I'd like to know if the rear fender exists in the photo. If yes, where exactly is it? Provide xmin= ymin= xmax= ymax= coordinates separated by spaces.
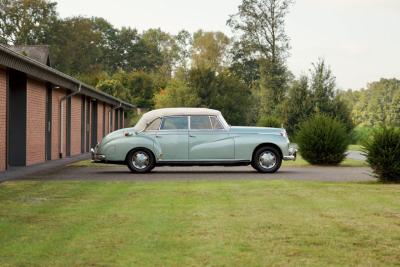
xmin=102 ymin=135 xmax=161 ymax=162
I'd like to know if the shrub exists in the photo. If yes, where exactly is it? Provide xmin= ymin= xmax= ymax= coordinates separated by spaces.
xmin=363 ymin=127 xmax=400 ymax=183
xmin=257 ymin=116 xmax=282 ymax=128
xmin=296 ymin=114 xmax=349 ymax=165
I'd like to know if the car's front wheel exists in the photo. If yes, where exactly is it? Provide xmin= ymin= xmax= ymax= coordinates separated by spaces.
xmin=126 ymin=149 xmax=155 ymax=173
xmin=252 ymin=146 xmax=282 ymax=173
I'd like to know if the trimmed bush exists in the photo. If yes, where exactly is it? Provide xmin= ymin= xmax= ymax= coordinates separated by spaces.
xmin=363 ymin=127 xmax=400 ymax=183
xmin=296 ymin=114 xmax=349 ymax=165
xmin=257 ymin=116 xmax=281 ymax=128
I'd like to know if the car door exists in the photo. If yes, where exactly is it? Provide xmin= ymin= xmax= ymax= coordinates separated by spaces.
xmin=189 ymin=115 xmax=234 ymax=160
xmin=155 ymin=116 xmax=189 ymax=161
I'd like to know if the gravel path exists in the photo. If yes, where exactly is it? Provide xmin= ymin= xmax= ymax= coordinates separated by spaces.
xmin=19 ymin=165 xmax=374 ymax=182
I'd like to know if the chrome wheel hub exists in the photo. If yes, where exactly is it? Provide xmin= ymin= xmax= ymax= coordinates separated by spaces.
xmin=259 ymin=151 xmax=277 ymax=169
xmin=132 ymin=151 xmax=149 ymax=170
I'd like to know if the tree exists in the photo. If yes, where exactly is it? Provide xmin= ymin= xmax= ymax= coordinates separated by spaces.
xmin=142 ymin=28 xmax=180 ymax=77
xmin=97 ymin=78 xmax=126 ymax=100
xmin=309 ymin=58 xmax=336 ymax=113
xmin=154 ymin=78 xmax=200 ymax=108
xmin=282 ymin=60 xmax=353 ymax=135
xmin=210 ymin=71 xmax=252 ymax=125
xmin=345 ymin=78 xmax=400 ymax=127
xmin=229 ymin=41 xmax=260 ymax=85
xmin=191 ymin=30 xmax=230 ymax=72
xmin=126 ymin=71 xmax=155 ymax=108
xmin=0 ymin=0 xmax=58 ymax=45
xmin=188 ymin=68 xmax=216 ymax=107
xmin=228 ymin=0 xmax=294 ymax=114
xmin=282 ymin=76 xmax=313 ymax=135
xmin=188 ymin=68 xmax=252 ymax=124
xmin=47 ymin=17 xmax=104 ymax=75
xmin=174 ymin=30 xmax=193 ymax=72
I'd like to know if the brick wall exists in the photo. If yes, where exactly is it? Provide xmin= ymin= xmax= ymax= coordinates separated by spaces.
xmin=51 ymin=88 xmax=67 ymax=159
xmin=0 ymin=68 xmax=6 ymax=171
xmin=70 ymin=95 xmax=81 ymax=156
xmin=26 ymin=78 xmax=46 ymax=165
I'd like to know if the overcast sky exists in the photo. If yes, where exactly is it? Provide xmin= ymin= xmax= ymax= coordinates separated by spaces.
xmin=56 ymin=0 xmax=400 ymax=90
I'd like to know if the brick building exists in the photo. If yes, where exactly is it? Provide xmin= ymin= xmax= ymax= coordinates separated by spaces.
xmin=0 ymin=45 xmax=134 ymax=172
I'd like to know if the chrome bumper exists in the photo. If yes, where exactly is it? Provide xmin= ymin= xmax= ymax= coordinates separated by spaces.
xmin=91 ymin=146 xmax=106 ymax=162
xmin=283 ymin=146 xmax=297 ymax=161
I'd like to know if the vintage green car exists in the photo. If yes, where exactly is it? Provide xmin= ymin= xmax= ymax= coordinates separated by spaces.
xmin=91 ymin=108 xmax=296 ymax=173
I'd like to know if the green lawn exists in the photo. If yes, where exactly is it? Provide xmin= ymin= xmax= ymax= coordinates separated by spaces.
xmin=348 ymin=144 xmax=364 ymax=151
xmin=282 ymin=154 xmax=366 ymax=167
xmin=1 ymin=180 xmax=399 ymax=266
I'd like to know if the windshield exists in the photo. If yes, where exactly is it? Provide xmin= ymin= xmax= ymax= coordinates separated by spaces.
xmin=218 ymin=115 xmax=230 ymax=129
xmin=133 ymin=115 xmax=149 ymax=131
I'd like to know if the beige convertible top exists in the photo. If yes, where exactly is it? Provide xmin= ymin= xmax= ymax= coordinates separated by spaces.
xmin=134 ymin=108 xmax=222 ymax=131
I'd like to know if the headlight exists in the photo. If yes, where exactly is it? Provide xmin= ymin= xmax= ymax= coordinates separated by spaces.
xmin=280 ymin=130 xmax=288 ymax=138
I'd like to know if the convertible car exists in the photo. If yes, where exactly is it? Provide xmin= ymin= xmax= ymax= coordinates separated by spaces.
xmin=91 ymin=108 xmax=296 ymax=173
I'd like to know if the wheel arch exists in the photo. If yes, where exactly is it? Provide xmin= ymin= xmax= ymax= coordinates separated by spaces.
xmin=252 ymin=143 xmax=283 ymax=161
xmin=124 ymin=147 xmax=156 ymax=163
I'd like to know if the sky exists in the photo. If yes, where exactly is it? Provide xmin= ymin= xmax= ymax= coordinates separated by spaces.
xmin=56 ymin=0 xmax=400 ymax=90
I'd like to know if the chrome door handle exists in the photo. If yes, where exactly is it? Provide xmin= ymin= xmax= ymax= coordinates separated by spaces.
xmin=189 ymin=134 xmax=196 ymax=138
xmin=156 ymin=135 xmax=162 ymax=138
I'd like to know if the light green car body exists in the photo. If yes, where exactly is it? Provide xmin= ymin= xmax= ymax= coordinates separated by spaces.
xmin=92 ymin=108 xmax=296 ymax=167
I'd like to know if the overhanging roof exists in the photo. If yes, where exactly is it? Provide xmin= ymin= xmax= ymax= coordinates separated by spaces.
xmin=0 ymin=44 xmax=135 ymax=110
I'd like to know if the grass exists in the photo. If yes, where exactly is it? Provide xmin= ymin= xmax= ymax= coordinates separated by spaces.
xmin=1 ymin=180 xmax=399 ymax=266
xmin=348 ymin=144 xmax=364 ymax=151
xmin=283 ymin=153 xmax=367 ymax=167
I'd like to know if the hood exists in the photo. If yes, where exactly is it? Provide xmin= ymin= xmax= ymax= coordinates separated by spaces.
xmin=229 ymin=126 xmax=284 ymax=135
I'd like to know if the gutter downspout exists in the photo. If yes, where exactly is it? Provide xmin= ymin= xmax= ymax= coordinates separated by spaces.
xmin=59 ymin=84 xmax=82 ymax=158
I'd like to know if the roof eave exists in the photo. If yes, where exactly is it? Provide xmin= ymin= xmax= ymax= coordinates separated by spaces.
xmin=0 ymin=45 xmax=135 ymax=110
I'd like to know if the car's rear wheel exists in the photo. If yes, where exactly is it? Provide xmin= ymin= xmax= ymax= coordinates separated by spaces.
xmin=127 ymin=149 xmax=155 ymax=173
xmin=252 ymin=146 xmax=282 ymax=173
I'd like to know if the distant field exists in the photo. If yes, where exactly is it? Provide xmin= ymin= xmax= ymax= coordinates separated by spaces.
xmin=0 ymin=180 xmax=399 ymax=266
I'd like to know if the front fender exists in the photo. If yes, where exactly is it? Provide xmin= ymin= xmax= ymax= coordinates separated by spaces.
xmin=233 ymin=133 xmax=290 ymax=160
xmin=99 ymin=134 xmax=161 ymax=162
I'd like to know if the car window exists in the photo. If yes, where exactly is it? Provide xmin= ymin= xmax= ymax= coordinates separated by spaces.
xmin=191 ymin=116 xmax=212 ymax=130
xmin=146 ymin=118 xmax=161 ymax=131
xmin=160 ymin=116 xmax=188 ymax=130
xmin=210 ymin=116 xmax=224 ymax=130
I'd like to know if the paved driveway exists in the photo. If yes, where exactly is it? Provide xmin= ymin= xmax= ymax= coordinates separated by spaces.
xmin=347 ymin=151 xmax=366 ymax=160
xmin=19 ymin=165 xmax=374 ymax=182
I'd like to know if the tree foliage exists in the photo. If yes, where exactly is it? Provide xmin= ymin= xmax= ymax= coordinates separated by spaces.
xmin=154 ymin=79 xmax=200 ymax=108
xmin=343 ymin=78 xmax=400 ymax=127
xmin=0 ymin=0 xmax=57 ymax=45
xmin=191 ymin=30 xmax=230 ymax=72
xmin=228 ymin=0 xmax=294 ymax=114
xmin=1 ymin=0 xmax=395 ymax=130
xmin=282 ymin=59 xmax=353 ymax=135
